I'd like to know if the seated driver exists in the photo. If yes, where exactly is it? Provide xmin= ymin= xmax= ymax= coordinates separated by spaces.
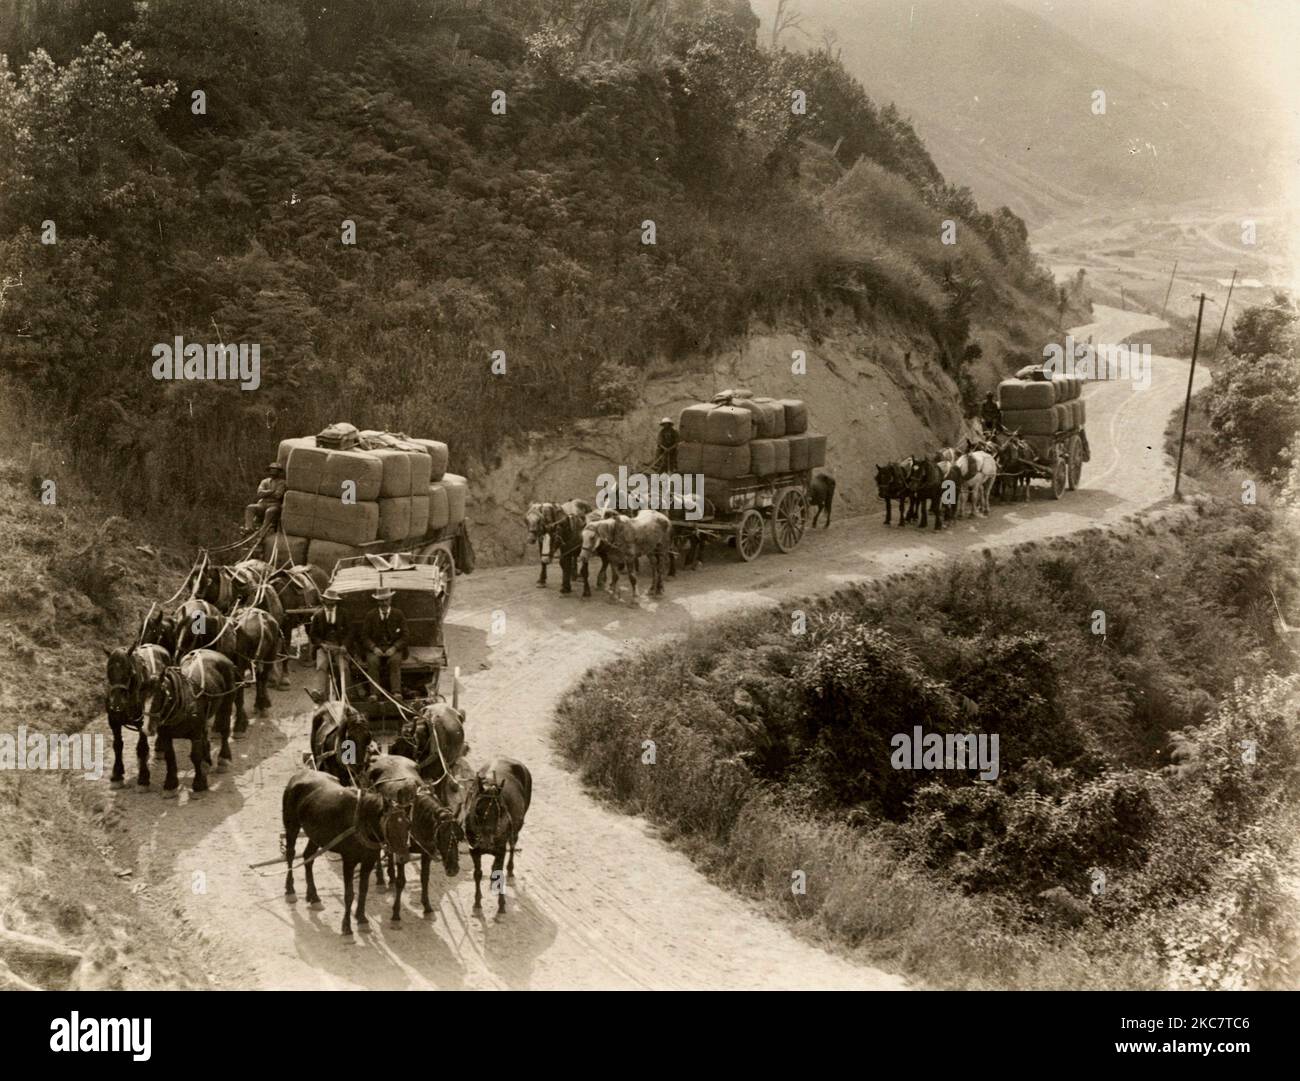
xmin=361 ymin=587 xmax=408 ymax=700
xmin=307 ymin=589 xmax=348 ymax=701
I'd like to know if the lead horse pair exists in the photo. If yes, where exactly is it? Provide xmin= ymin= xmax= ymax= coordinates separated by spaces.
xmin=876 ymin=440 xmax=1005 ymax=530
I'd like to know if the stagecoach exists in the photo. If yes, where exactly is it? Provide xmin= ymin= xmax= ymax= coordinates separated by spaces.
xmin=312 ymin=551 xmax=452 ymax=728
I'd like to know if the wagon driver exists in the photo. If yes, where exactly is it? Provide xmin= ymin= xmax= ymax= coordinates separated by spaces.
xmin=361 ymin=587 xmax=408 ymax=701
xmin=308 ymin=588 xmax=348 ymax=701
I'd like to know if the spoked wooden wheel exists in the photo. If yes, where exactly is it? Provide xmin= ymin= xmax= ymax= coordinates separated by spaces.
xmin=417 ymin=543 xmax=456 ymax=603
xmin=736 ymin=509 xmax=765 ymax=562
xmin=1050 ymin=451 xmax=1068 ymax=500
xmin=1067 ymin=435 xmax=1083 ymax=490
xmin=772 ymin=488 xmax=807 ymax=553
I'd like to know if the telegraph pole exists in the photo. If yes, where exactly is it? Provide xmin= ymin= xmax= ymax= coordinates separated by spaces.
xmin=1161 ymin=260 xmax=1179 ymax=320
xmin=1173 ymin=292 xmax=1208 ymax=500
xmin=1210 ymin=269 xmax=1238 ymax=361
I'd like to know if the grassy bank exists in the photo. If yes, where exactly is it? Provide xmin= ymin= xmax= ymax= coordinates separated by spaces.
xmin=555 ymin=505 xmax=1300 ymax=988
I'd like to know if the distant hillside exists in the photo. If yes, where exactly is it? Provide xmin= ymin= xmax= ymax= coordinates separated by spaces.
xmin=756 ymin=0 xmax=1281 ymax=223
xmin=1 ymin=0 xmax=1070 ymax=542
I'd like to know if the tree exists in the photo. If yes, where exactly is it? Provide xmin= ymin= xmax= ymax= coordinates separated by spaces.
xmin=1229 ymin=292 xmax=1298 ymax=360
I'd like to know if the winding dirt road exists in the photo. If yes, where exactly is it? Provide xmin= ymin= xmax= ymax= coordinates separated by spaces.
xmin=107 ymin=306 xmax=1201 ymax=990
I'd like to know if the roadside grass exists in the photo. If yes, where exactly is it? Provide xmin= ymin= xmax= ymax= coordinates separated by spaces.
xmin=554 ymin=505 xmax=1300 ymax=989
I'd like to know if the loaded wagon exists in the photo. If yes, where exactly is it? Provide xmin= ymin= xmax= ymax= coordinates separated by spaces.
xmin=997 ymin=368 xmax=1090 ymax=500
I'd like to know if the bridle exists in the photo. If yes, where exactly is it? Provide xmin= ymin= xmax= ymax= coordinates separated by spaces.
xmin=465 ymin=780 xmax=514 ymax=845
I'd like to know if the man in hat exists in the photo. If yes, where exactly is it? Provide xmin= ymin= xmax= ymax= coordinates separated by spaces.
xmin=244 ymin=462 xmax=287 ymax=533
xmin=361 ymin=587 xmax=407 ymax=700
xmin=980 ymin=392 xmax=1004 ymax=437
xmin=307 ymin=589 xmax=349 ymax=700
xmin=655 ymin=417 xmax=679 ymax=473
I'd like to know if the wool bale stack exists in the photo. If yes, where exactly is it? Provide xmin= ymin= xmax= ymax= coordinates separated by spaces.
xmin=677 ymin=394 xmax=823 ymax=512
xmin=273 ymin=426 xmax=466 ymax=570
xmin=998 ymin=377 xmax=1085 ymax=438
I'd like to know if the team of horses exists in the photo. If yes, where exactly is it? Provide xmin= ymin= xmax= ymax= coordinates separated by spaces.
xmin=103 ymin=556 xmax=326 ymax=794
xmin=289 ymin=695 xmax=533 ymax=933
xmin=875 ymin=433 xmax=1037 ymax=532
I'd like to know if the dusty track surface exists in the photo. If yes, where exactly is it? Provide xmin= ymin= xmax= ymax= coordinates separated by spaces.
xmin=104 ymin=306 xmax=1202 ymax=990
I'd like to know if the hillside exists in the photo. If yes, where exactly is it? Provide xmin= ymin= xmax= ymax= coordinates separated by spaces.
xmin=0 ymin=0 xmax=1076 ymax=558
xmin=756 ymin=0 xmax=1282 ymax=224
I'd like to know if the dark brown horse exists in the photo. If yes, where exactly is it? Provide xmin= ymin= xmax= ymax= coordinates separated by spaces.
xmin=172 ymin=598 xmax=225 ymax=658
xmin=366 ymin=754 xmax=462 ymax=920
xmin=103 ymin=643 xmax=169 ymax=787
xmin=141 ymin=649 xmax=238 ymax=795
xmin=270 ymin=564 xmax=329 ymax=687
xmin=282 ymin=768 xmax=413 ymax=936
xmin=809 ymin=469 xmax=836 ymax=528
xmin=388 ymin=700 xmax=467 ymax=804
xmin=875 ymin=460 xmax=913 ymax=526
xmin=906 ymin=457 xmax=951 ymax=531
xmin=459 ymin=757 xmax=532 ymax=914
xmin=222 ymin=604 xmax=282 ymax=726
xmin=525 ymin=500 xmax=593 ymax=594
xmin=994 ymin=433 xmax=1036 ymax=503
xmin=309 ymin=700 xmax=373 ymax=786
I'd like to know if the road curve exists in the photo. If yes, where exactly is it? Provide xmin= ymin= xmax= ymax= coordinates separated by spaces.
xmin=107 ymin=305 xmax=1203 ymax=990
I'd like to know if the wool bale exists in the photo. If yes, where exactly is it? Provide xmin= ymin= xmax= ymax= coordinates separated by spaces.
xmin=1000 ymin=379 xmax=1057 ymax=410
xmin=262 ymin=532 xmax=308 ymax=565
xmin=769 ymin=437 xmax=791 ymax=473
xmin=442 ymin=473 xmax=469 ymax=525
xmin=753 ymin=397 xmax=787 ymax=437
xmin=409 ymin=494 xmax=430 ymax=538
xmin=803 ymin=432 xmax=828 ymax=469
xmin=285 ymin=443 xmax=332 ymax=494
xmin=316 ymin=449 xmax=383 ymax=503
xmin=277 ymin=436 xmax=316 ymax=468
xmin=734 ymin=398 xmax=784 ymax=438
xmin=280 ymin=490 xmax=320 ymax=538
xmin=778 ymin=399 xmax=808 ymax=435
xmin=370 ymin=448 xmax=413 ymax=498
xmin=677 ymin=441 xmax=705 ymax=474
xmin=786 ymin=434 xmax=816 ymax=471
xmin=749 ymin=439 xmax=777 ymax=477
xmin=407 ymin=450 xmax=431 ymax=491
xmin=379 ymin=496 xmax=412 ymax=541
xmin=1053 ymin=404 xmax=1071 ymax=431
xmin=702 ymin=443 xmax=751 ymax=479
xmin=411 ymin=439 xmax=448 ymax=481
xmin=1075 ymin=398 xmax=1086 ymax=428
xmin=427 ymin=483 xmax=450 ymax=531
xmin=307 ymin=539 xmax=363 ymax=574
xmin=704 ymin=406 xmax=753 ymax=446
xmin=308 ymin=494 xmax=380 ymax=546
xmin=678 ymin=404 xmax=713 ymax=443
xmin=1000 ymin=408 xmax=1057 ymax=436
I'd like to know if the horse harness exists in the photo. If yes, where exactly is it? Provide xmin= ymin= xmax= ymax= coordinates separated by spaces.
xmin=533 ymin=504 xmax=584 ymax=560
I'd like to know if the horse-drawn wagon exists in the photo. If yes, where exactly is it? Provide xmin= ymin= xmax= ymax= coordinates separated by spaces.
xmin=669 ymin=468 xmax=811 ymax=562
xmin=996 ymin=368 xmax=1090 ymax=501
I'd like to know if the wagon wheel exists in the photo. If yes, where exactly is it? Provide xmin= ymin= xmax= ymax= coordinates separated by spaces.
xmin=1050 ymin=451 xmax=1068 ymax=500
xmin=772 ymin=488 xmax=807 ymax=553
xmin=735 ymin=509 xmax=765 ymax=562
xmin=1067 ymin=435 xmax=1083 ymax=491
xmin=416 ymin=543 xmax=456 ymax=603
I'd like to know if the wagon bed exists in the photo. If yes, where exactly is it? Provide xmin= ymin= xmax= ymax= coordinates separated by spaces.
xmin=670 ymin=468 xmax=812 ymax=561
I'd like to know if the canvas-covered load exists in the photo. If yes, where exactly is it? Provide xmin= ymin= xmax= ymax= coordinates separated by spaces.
xmin=702 ymin=443 xmax=751 ymax=479
xmin=282 ymin=490 xmax=380 ymax=546
xmin=410 ymin=494 xmax=430 ymax=536
xmin=316 ymin=421 xmax=360 ymax=450
xmin=379 ymin=496 xmax=412 ymax=541
xmin=427 ymin=483 xmax=450 ymax=531
xmin=749 ymin=438 xmax=791 ymax=476
xmin=677 ymin=441 xmax=705 ymax=474
xmin=1000 ymin=379 xmax=1057 ymax=411
xmin=263 ymin=532 xmax=308 ymax=565
xmin=307 ymin=538 xmax=364 ymax=573
xmin=1001 ymin=408 xmax=1057 ymax=436
xmin=777 ymin=399 xmax=808 ymax=435
xmin=410 ymin=439 xmax=448 ymax=481
xmin=1054 ymin=403 xmax=1072 ymax=431
xmin=734 ymin=397 xmax=785 ymax=438
xmin=442 ymin=473 xmax=469 ymax=525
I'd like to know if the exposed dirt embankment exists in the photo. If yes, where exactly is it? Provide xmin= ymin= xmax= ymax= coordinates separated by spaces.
xmin=466 ymin=320 xmax=973 ymax=566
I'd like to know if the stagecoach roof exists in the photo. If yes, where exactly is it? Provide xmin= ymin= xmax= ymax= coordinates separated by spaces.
xmin=328 ymin=553 xmax=447 ymax=596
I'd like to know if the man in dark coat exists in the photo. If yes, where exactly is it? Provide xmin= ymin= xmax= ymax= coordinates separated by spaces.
xmin=361 ymin=587 xmax=408 ymax=699
xmin=980 ymin=393 xmax=1004 ymax=436
xmin=308 ymin=588 xmax=348 ymax=700
xmin=655 ymin=418 xmax=679 ymax=472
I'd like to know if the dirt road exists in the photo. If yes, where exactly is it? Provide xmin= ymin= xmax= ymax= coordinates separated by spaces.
xmin=107 ymin=306 xmax=1202 ymax=990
